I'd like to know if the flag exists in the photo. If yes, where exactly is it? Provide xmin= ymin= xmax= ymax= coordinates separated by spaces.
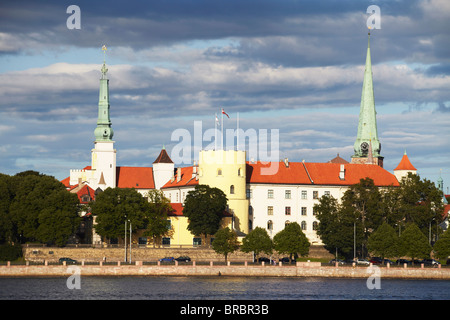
xmin=215 ymin=115 xmax=220 ymax=126
xmin=222 ymin=108 xmax=230 ymax=118
xmin=102 ymin=45 xmax=107 ymax=51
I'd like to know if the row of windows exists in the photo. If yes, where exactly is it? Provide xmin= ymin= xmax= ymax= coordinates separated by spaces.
xmin=246 ymin=189 xmax=331 ymax=199
xmin=217 ymin=168 xmax=243 ymax=176
xmin=267 ymin=220 xmax=318 ymax=231
xmin=266 ymin=206 xmax=316 ymax=216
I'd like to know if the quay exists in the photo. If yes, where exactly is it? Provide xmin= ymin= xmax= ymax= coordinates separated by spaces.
xmin=1 ymin=261 xmax=450 ymax=279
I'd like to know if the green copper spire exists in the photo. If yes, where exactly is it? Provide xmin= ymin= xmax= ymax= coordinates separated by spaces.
xmin=353 ymin=31 xmax=381 ymax=159
xmin=94 ymin=46 xmax=114 ymax=142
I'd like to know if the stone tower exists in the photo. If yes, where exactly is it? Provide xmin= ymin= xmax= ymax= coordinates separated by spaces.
xmin=91 ymin=55 xmax=116 ymax=190
xmin=198 ymin=150 xmax=249 ymax=236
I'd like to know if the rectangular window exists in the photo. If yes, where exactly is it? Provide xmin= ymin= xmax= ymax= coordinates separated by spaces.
xmin=285 ymin=190 xmax=291 ymax=199
xmin=324 ymin=191 xmax=330 ymax=197
xmin=193 ymin=238 xmax=202 ymax=246
xmin=285 ymin=206 xmax=291 ymax=215
xmin=313 ymin=191 xmax=319 ymax=199
xmin=301 ymin=190 xmax=307 ymax=200
xmin=246 ymin=189 xmax=252 ymax=199
xmin=301 ymin=207 xmax=307 ymax=216
xmin=268 ymin=189 xmax=274 ymax=199
xmin=267 ymin=206 xmax=273 ymax=215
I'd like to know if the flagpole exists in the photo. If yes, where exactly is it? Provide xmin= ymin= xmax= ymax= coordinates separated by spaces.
xmin=237 ymin=112 xmax=239 ymax=151
xmin=215 ymin=113 xmax=217 ymax=151
xmin=221 ymin=109 xmax=224 ymax=150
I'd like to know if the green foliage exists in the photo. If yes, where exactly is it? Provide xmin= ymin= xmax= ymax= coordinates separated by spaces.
xmin=315 ymin=175 xmax=444 ymax=258
xmin=241 ymin=227 xmax=273 ymax=259
xmin=273 ymin=222 xmax=310 ymax=261
xmin=143 ymin=189 xmax=172 ymax=246
xmin=368 ymin=222 xmax=399 ymax=259
xmin=398 ymin=223 xmax=432 ymax=260
xmin=183 ymin=185 xmax=228 ymax=241
xmin=91 ymin=187 xmax=149 ymax=241
xmin=212 ymin=227 xmax=239 ymax=262
xmin=433 ymin=229 xmax=450 ymax=259
xmin=0 ymin=171 xmax=80 ymax=246
xmin=0 ymin=244 xmax=23 ymax=261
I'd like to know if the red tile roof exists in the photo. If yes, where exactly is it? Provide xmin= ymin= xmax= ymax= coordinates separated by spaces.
xmin=153 ymin=148 xmax=174 ymax=164
xmin=247 ymin=161 xmax=399 ymax=187
xmin=116 ymin=166 xmax=155 ymax=189
xmin=76 ymin=184 xmax=96 ymax=204
xmin=246 ymin=161 xmax=312 ymax=185
xmin=161 ymin=166 xmax=199 ymax=189
xmin=304 ymin=162 xmax=399 ymax=187
xmin=394 ymin=153 xmax=417 ymax=171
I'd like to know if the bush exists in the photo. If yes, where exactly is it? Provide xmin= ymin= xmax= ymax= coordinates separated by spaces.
xmin=0 ymin=244 xmax=23 ymax=261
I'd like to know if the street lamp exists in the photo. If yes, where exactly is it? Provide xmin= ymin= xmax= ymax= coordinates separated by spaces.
xmin=124 ymin=218 xmax=127 ymax=263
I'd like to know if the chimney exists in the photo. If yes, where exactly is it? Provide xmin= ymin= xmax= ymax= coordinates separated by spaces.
xmin=177 ymin=167 xmax=181 ymax=182
xmin=339 ymin=164 xmax=345 ymax=180
xmin=192 ymin=162 xmax=197 ymax=179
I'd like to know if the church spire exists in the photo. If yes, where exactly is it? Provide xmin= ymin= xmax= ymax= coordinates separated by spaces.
xmin=351 ymin=30 xmax=383 ymax=167
xmin=94 ymin=45 xmax=114 ymax=142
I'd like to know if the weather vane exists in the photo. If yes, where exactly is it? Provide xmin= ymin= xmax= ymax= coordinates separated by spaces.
xmin=102 ymin=45 xmax=107 ymax=63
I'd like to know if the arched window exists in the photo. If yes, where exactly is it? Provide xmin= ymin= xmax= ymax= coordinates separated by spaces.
xmin=217 ymin=169 xmax=222 ymax=176
xmin=248 ymin=206 xmax=253 ymax=215
xmin=238 ymin=168 xmax=241 ymax=176
xmin=301 ymin=221 xmax=307 ymax=231
xmin=230 ymin=185 xmax=235 ymax=194
xmin=285 ymin=220 xmax=290 ymax=228
xmin=267 ymin=220 xmax=273 ymax=230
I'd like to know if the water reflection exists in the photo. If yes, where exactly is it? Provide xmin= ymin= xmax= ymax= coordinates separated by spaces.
xmin=0 ymin=276 xmax=449 ymax=300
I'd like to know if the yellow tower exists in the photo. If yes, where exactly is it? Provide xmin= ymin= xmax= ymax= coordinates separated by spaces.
xmin=198 ymin=150 xmax=249 ymax=236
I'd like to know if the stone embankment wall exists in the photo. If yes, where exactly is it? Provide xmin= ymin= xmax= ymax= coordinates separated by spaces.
xmin=24 ymin=246 xmax=253 ymax=263
xmin=23 ymin=245 xmax=333 ymax=263
xmin=1 ymin=262 xmax=450 ymax=279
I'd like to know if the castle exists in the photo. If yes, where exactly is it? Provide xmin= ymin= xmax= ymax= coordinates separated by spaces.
xmin=63 ymin=32 xmax=419 ymax=246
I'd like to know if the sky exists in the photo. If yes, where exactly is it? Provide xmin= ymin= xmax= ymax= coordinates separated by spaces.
xmin=0 ymin=0 xmax=449 ymax=191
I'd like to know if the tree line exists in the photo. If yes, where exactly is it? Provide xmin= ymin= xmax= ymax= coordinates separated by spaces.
xmin=313 ymin=173 xmax=449 ymax=260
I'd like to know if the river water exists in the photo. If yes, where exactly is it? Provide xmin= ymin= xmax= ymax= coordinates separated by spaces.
xmin=0 ymin=276 xmax=449 ymax=300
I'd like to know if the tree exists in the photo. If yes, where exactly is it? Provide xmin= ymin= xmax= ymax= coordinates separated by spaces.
xmin=240 ymin=227 xmax=273 ymax=261
xmin=367 ymin=222 xmax=399 ymax=260
xmin=6 ymin=171 xmax=80 ymax=245
xmin=398 ymin=223 xmax=432 ymax=263
xmin=183 ymin=185 xmax=228 ymax=246
xmin=433 ymin=229 xmax=450 ymax=260
xmin=144 ymin=189 xmax=172 ymax=247
xmin=395 ymin=173 xmax=444 ymax=238
xmin=315 ymin=195 xmax=362 ymax=258
xmin=91 ymin=188 xmax=149 ymax=242
xmin=273 ymin=222 xmax=310 ymax=262
xmin=212 ymin=227 xmax=239 ymax=263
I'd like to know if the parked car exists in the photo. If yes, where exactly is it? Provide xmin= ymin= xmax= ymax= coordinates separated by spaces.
xmin=421 ymin=259 xmax=441 ymax=267
xmin=356 ymin=259 xmax=370 ymax=265
xmin=159 ymin=257 xmax=175 ymax=262
xmin=369 ymin=257 xmax=382 ymax=265
xmin=383 ymin=259 xmax=395 ymax=265
xmin=329 ymin=259 xmax=345 ymax=266
xmin=258 ymin=257 xmax=270 ymax=263
xmin=59 ymin=257 xmax=77 ymax=264
xmin=279 ymin=257 xmax=296 ymax=264
xmin=396 ymin=259 xmax=411 ymax=265
xmin=175 ymin=256 xmax=191 ymax=262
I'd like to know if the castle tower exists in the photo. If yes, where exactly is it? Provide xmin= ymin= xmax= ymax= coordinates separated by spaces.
xmin=91 ymin=49 xmax=116 ymax=190
xmin=393 ymin=150 xmax=417 ymax=182
xmin=198 ymin=150 xmax=249 ymax=235
xmin=153 ymin=147 xmax=175 ymax=190
xmin=351 ymin=31 xmax=384 ymax=167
